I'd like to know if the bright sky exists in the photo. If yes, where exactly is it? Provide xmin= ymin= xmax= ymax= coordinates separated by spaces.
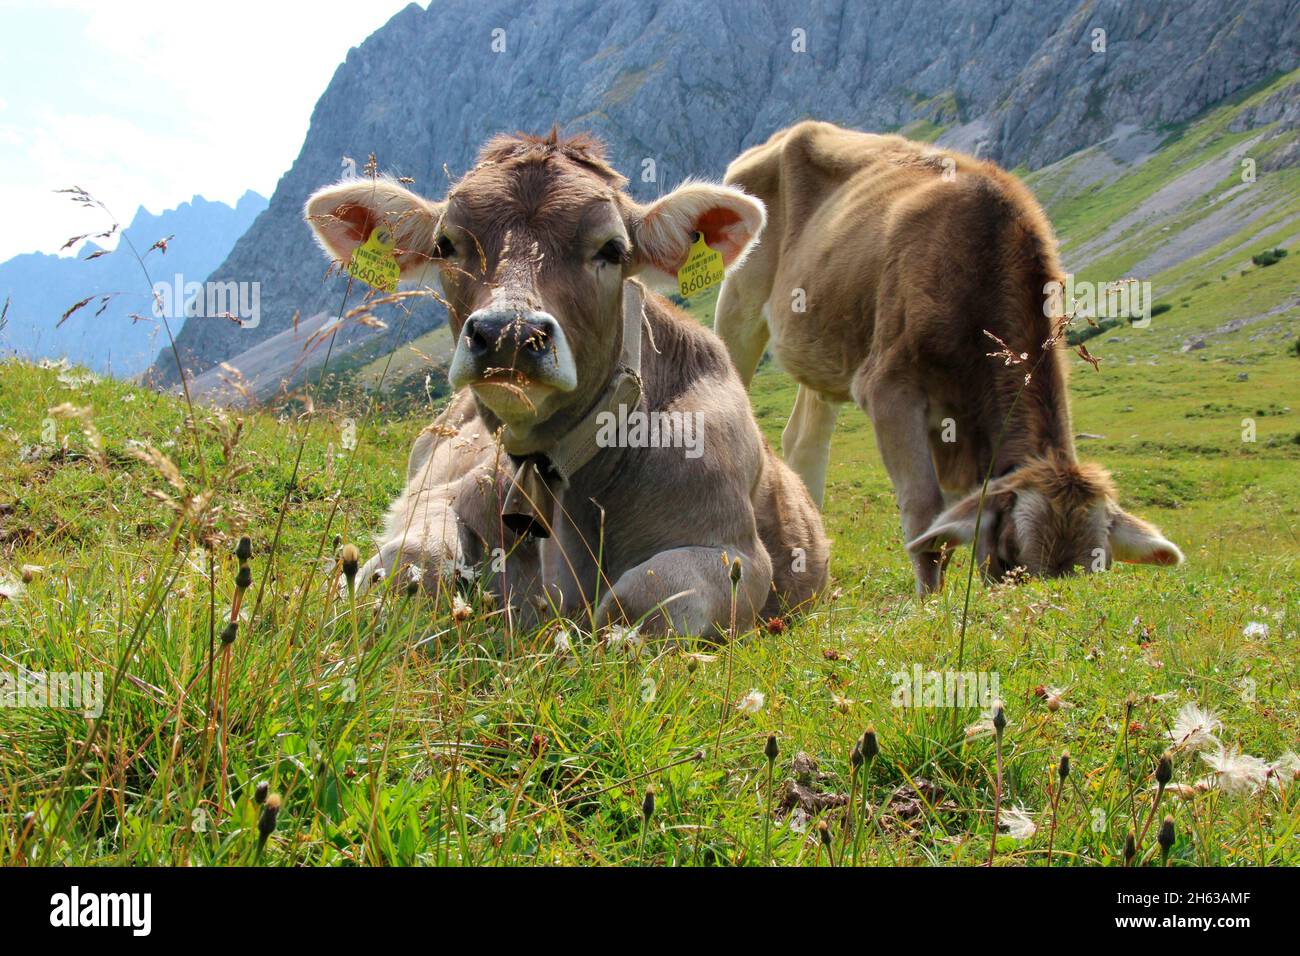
xmin=0 ymin=0 xmax=418 ymax=260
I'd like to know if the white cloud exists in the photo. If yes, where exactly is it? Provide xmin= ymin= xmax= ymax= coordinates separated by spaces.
xmin=0 ymin=0 xmax=418 ymax=259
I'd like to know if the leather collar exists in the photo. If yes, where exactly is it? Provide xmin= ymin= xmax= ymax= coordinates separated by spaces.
xmin=500 ymin=281 xmax=646 ymax=537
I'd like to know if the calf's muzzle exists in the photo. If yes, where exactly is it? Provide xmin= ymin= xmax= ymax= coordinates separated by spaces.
xmin=449 ymin=306 xmax=577 ymax=395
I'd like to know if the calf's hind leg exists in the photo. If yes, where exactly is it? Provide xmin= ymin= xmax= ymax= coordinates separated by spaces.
xmin=595 ymin=544 xmax=774 ymax=638
xmin=856 ymin=370 xmax=946 ymax=596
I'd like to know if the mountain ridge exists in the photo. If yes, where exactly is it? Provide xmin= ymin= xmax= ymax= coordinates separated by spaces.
xmin=0 ymin=191 xmax=267 ymax=377
xmin=150 ymin=0 xmax=1300 ymax=386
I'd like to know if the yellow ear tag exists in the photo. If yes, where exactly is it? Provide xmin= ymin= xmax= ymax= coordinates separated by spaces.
xmin=347 ymin=226 xmax=400 ymax=292
xmin=676 ymin=232 xmax=725 ymax=299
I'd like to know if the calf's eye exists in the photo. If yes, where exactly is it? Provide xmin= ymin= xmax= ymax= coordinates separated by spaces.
xmin=435 ymin=234 xmax=456 ymax=259
xmin=594 ymin=240 xmax=627 ymax=266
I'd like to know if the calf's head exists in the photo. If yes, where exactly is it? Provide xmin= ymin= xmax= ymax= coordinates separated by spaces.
xmin=908 ymin=453 xmax=1182 ymax=580
xmin=305 ymin=132 xmax=764 ymax=454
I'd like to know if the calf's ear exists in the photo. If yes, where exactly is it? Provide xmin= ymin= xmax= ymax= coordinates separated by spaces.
xmin=907 ymin=488 xmax=1011 ymax=564
xmin=303 ymin=177 xmax=445 ymax=280
xmin=630 ymin=181 xmax=765 ymax=288
xmin=1108 ymin=507 xmax=1183 ymax=566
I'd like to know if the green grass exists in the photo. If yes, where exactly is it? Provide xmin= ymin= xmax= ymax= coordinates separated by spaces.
xmin=2 ymin=118 xmax=1299 ymax=867
xmin=3 ymin=266 xmax=1296 ymax=866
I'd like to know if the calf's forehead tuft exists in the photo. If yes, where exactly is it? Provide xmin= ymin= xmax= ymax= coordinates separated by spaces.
xmin=1013 ymin=455 xmax=1115 ymax=510
xmin=473 ymin=130 xmax=628 ymax=188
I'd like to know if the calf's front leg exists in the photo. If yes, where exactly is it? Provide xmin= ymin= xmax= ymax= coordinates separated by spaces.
xmin=858 ymin=371 xmax=946 ymax=597
xmin=781 ymin=384 xmax=842 ymax=509
xmin=358 ymin=402 xmax=502 ymax=593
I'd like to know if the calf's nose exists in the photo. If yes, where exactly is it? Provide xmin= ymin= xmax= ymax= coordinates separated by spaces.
xmin=449 ymin=304 xmax=577 ymax=395
xmin=462 ymin=309 xmax=557 ymax=364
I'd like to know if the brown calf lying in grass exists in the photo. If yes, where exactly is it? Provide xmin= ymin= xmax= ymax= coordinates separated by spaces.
xmin=716 ymin=120 xmax=1182 ymax=596
xmin=306 ymin=131 xmax=827 ymax=636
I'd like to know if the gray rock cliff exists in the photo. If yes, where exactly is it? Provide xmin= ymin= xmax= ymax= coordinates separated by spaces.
xmin=151 ymin=0 xmax=1299 ymax=385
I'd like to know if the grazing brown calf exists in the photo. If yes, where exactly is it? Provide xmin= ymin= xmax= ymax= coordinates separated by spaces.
xmin=715 ymin=120 xmax=1181 ymax=596
xmin=305 ymin=132 xmax=827 ymax=635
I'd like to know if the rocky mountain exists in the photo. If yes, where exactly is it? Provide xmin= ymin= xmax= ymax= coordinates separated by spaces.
xmin=150 ymin=0 xmax=1300 ymax=386
xmin=1 ymin=192 xmax=267 ymax=377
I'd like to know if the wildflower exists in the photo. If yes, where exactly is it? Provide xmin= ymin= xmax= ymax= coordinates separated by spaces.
xmin=861 ymin=727 xmax=879 ymax=762
xmin=340 ymin=543 xmax=360 ymax=588
xmin=684 ymin=651 xmax=716 ymax=673
xmin=1166 ymin=702 xmax=1221 ymax=752
xmin=451 ymin=593 xmax=472 ymax=623
xmin=606 ymin=624 xmax=641 ymax=651
xmin=1043 ymin=686 xmax=1071 ymax=712
xmin=20 ymin=565 xmax=44 ymax=584
xmin=831 ymin=694 xmax=853 ymax=713
xmin=1158 ymin=815 xmax=1176 ymax=863
xmin=966 ymin=703 xmax=1004 ymax=740
xmin=440 ymin=555 xmax=477 ymax=584
xmin=254 ymin=781 xmax=269 ymax=805
xmin=1165 ymin=783 xmax=1199 ymax=800
xmin=737 ymin=689 xmax=765 ymax=716
xmin=999 ymin=806 xmax=1037 ymax=840
xmin=1156 ymin=751 xmax=1173 ymax=787
xmin=642 ymin=786 xmax=655 ymax=821
xmin=1059 ymin=751 xmax=1070 ymax=781
xmin=1242 ymin=621 xmax=1269 ymax=639
xmin=1123 ymin=830 xmax=1137 ymax=865
xmin=765 ymin=617 xmax=787 ymax=635
xmin=765 ymin=733 xmax=779 ymax=763
xmin=1267 ymin=752 xmax=1300 ymax=790
xmin=553 ymin=629 xmax=572 ymax=656
xmin=1199 ymin=743 xmax=1268 ymax=795
xmin=257 ymin=793 xmax=282 ymax=851
xmin=403 ymin=564 xmax=422 ymax=597
xmin=0 ymin=577 xmax=24 ymax=602
xmin=57 ymin=369 xmax=99 ymax=390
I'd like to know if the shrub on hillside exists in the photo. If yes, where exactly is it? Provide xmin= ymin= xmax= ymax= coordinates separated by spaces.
xmin=1251 ymin=247 xmax=1289 ymax=267
xmin=1066 ymin=316 xmax=1120 ymax=346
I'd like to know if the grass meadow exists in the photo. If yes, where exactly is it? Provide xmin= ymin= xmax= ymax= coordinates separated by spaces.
xmin=1 ymin=77 xmax=1298 ymax=865
xmin=1 ymin=247 xmax=1296 ymax=865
